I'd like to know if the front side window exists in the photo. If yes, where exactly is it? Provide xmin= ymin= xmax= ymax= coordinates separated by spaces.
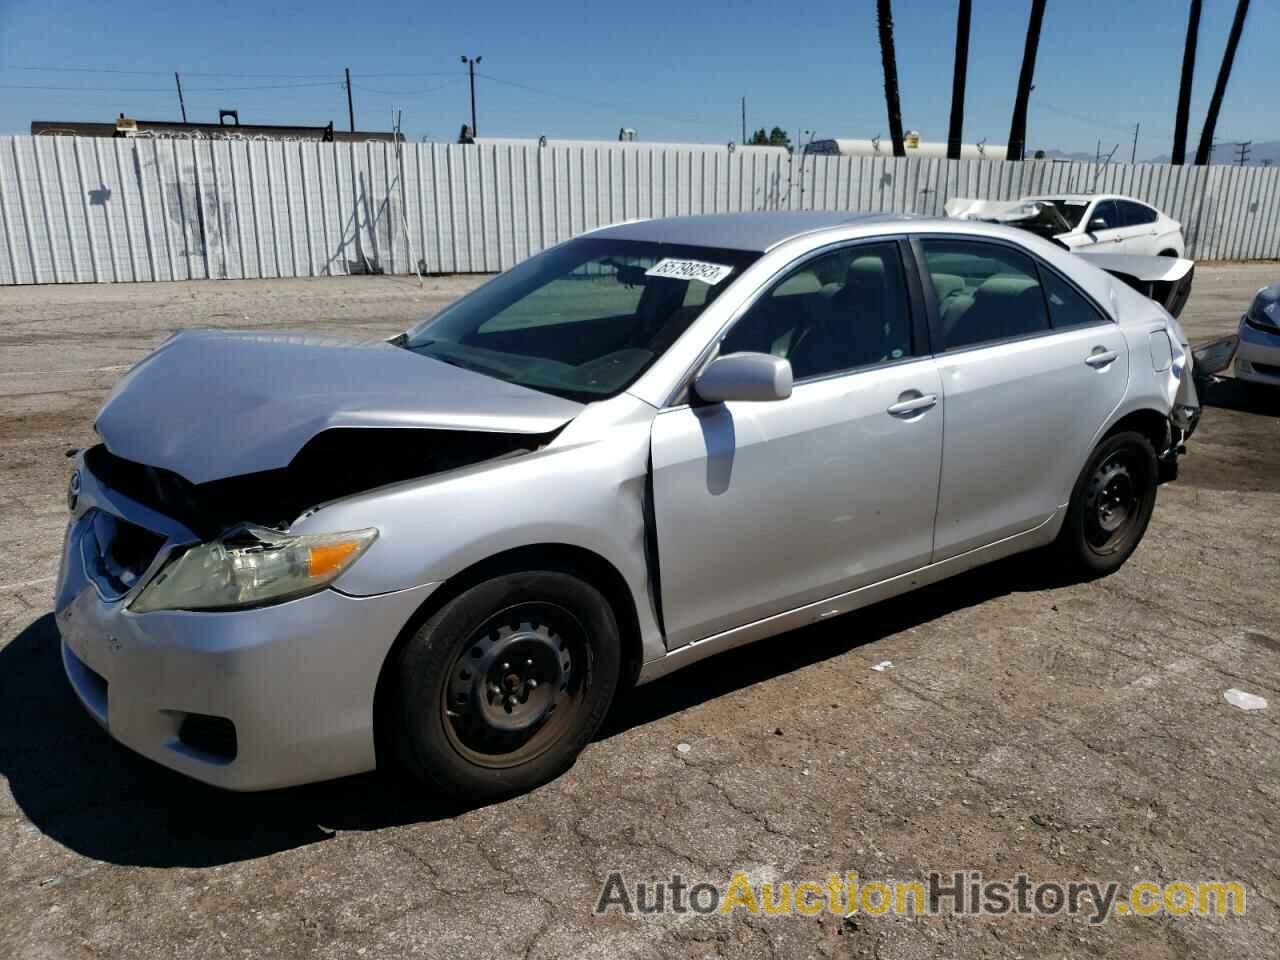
xmin=406 ymin=238 xmax=758 ymax=402
xmin=1090 ymin=200 xmax=1120 ymax=231
xmin=719 ymin=242 xmax=913 ymax=381
xmin=920 ymin=240 xmax=1050 ymax=350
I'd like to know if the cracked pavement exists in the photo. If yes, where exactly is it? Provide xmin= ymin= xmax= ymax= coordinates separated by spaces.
xmin=1 ymin=266 xmax=1277 ymax=959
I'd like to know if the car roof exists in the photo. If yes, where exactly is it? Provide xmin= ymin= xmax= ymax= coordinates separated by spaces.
xmin=1031 ymin=193 xmax=1151 ymax=205
xmin=586 ymin=211 xmax=904 ymax=252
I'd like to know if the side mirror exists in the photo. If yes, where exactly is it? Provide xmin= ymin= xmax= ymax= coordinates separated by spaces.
xmin=694 ymin=352 xmax=793 ymax=404
xmin=1088 ymin=217 xmax=1109 ymax=232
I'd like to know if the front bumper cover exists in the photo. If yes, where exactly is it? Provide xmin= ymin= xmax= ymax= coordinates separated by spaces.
xmin=54 ymin=454 xmax=438 ymax=791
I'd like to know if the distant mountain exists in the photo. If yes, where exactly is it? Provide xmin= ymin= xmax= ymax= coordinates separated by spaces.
xmin=1028 ymin=142 xmax=1279 ymax=166
xmin=1147 ymin=140 xmax=1279 ymax=167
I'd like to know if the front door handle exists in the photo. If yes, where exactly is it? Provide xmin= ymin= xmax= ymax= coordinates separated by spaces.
xmin=1085 ymin=347 xmax=1119 ymax=368
xmin=887 ymin=392 xmax=938 ymax=416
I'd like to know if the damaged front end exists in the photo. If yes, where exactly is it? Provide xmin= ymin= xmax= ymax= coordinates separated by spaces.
xmin=72 ymin=425 xmax=560 ymax=616
xmin=84 ymin=427 xmax=558 ymax=539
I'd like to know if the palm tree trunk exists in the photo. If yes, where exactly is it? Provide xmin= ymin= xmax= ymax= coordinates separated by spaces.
xmin=876 ymin=0 xmax=906 ymax=157
xmin=947 ymin=0 xmax=972 ymax=160
xmin=1171 ymin=0 xmax=1202 ymax=165
xmin=1006 ymin=0 xmax=1048 ymax=162
xmin=1194 ymin=0 xmax=1250 ymax=165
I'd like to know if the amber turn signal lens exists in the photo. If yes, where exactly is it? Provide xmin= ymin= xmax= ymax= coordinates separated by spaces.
xmin=307 ymin=540 xmax=362 ymax=578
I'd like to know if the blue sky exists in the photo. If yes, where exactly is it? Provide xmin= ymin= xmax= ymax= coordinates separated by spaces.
xmin=0 ymin=0 xmax=1273 ymax=157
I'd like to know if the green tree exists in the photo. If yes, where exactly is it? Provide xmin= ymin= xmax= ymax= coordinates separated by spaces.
xmin=748 ymin=127 xmax=792 ymax=151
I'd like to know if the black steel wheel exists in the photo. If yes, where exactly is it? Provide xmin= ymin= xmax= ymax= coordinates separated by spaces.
xmin=442 ymin=604 xmax=590 ymax=769
xmin=389 ymin=571 xmax=621 ymax=801
xmin=1055 ymin=431 xmax=1158 ymax=578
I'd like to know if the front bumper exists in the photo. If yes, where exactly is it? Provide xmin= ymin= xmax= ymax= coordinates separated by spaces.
xmin=54 ymin=457 xmax=438 ymax=791
xmin=1235 ymin=315 xmax=1280 ymax=386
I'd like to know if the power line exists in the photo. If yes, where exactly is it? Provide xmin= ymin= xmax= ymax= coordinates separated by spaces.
xmin=0 ymin=80 xmax=342 ymax=93
xmin=6 ymin=65 xmax=340 ymax=79
xmin=363 ymin=78 xmax=463 ymax=97
xmin=473 ymin=71 xmax=722 ymax=128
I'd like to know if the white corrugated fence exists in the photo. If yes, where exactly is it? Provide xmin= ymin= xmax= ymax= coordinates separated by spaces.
xmin=1 ymin=134 xmax=1278 ymax=285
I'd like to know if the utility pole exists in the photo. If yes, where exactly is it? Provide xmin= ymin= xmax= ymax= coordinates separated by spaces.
xmin=741 ymin=97 xmax=746 ymax=144
xmin=1236 ymin=140 xmax=1252 ymax=166
xmin=461 ymin=55 xmax=482 ymax=137
xmin=345 ymin=67 xmax=356 ymax=132
xmin=174 ymin=72 xmax=187 ymax=123
xmin=1131 ymin=123 xmax=1140 ymax=164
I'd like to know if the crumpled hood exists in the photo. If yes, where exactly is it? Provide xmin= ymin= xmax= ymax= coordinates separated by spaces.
xmin=96 ymin=330 xmax=583 ymax=484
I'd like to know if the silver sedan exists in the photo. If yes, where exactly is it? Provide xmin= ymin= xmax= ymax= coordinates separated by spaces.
xmin=56 ymin=212 xmax=1198 ymax=798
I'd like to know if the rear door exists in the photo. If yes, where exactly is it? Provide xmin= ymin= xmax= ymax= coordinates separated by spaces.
xmin=650 ymin=239 xmax=944 ymax=649
xmin=1115 ymin=200 xmax=1161 ymax=254
xmin=915 ymin=236 xmax=1128 ymax=559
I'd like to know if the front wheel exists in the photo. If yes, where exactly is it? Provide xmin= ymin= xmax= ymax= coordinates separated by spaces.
xmin=1054 ymin=431 xmax=1158 ymax=578
xmin=389 ymin=571 xmax=621 ymax=802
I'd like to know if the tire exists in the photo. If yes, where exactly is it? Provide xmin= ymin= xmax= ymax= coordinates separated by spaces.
xmin=1054 ymin=431 xmax=1159 ymax=579
xmin=1158 ymin=249 xmax=1180 ymax=258
xmin=389 ymin=570 xmax=621 ymax=802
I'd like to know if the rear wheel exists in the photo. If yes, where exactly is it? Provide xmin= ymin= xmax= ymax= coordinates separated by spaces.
xmin=389 ymin=571 xmax=621 ymax=802
xmin=1054 ymin=431 xmax=1158 ymax=578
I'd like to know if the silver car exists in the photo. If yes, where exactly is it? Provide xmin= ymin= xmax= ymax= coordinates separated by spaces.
xmin=55 ymin=212 xmax=1198 ymax=798
xmin=1234 ymin=282 xmax=1280 ymax=387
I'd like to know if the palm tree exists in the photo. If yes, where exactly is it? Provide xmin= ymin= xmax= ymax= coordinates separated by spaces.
xmin=876 ymin=0 xmax=906 ymax=157
xmin=1195 ymin=0 xmax=1250 ymax=165
xmin=1006 ymin=0 xmax=1048 ymax=162
xmin=1171 ymin=0 xmax=1202 ymax=165
xmin=946 ymin=0 xmax=973 ymax=160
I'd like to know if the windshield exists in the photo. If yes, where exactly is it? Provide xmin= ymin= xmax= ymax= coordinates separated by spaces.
xmin=405 ymin=238 xmax=759 ymax=402
xmin=1040 ymin=198 xmax=1091 ymax=229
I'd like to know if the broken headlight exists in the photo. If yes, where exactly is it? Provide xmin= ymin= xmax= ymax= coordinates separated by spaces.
xmin=130 ymin=525 xmax=378 ymax=613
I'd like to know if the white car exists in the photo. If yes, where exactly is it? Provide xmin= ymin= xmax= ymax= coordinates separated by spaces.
xmin=1027 ymin=195 xmax=1186 ymax=258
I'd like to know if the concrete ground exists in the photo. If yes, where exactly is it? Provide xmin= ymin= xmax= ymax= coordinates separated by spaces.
xmin=0 ymin=265 xmax=1277 ymax=959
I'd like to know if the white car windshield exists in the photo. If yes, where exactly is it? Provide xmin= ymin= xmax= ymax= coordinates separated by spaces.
xmin=1040 ymin=198 xmax=1091 ymax=229
xmin=405 ymin=238 xmax=759 ymax=402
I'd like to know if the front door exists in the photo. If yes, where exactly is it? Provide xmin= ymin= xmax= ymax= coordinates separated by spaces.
xmin=1077 ymin=198 xmax=1125 ymax=252
xmin=650 ymin=240 xmax=944 ymax=650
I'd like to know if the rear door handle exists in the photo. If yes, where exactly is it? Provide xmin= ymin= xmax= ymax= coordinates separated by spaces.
xmin=887 ymin=393 xmax=938 ymax=416
xmin=1085 ymin=348 xmax=1119 ymax=368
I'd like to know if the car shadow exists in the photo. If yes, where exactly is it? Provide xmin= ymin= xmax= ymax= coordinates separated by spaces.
xmin=1198 ymin=375 xmax=1280 ymax=416
xmin=0 ymin=555 xmax=1065 ymax=868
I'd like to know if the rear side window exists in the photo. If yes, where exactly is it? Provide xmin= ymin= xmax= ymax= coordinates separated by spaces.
xmin=1041 ymin=269 xmax=1107 ymax=330
xmin=920 ymin=240 xmax=1050 ymax=350
xmin=1118 ymin=200 xmax=1158 ymax=226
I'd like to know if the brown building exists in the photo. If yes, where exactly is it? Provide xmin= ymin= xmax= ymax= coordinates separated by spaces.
xmin=31 ymin=112 xmax=401 ymax=143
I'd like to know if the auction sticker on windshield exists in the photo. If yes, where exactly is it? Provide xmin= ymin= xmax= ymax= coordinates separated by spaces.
xmin=645 ymin=259 xmax=735 ymax=285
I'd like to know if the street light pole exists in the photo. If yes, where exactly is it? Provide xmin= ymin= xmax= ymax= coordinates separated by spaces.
xmin=460 ymin=55 xmax=482 ymax=137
